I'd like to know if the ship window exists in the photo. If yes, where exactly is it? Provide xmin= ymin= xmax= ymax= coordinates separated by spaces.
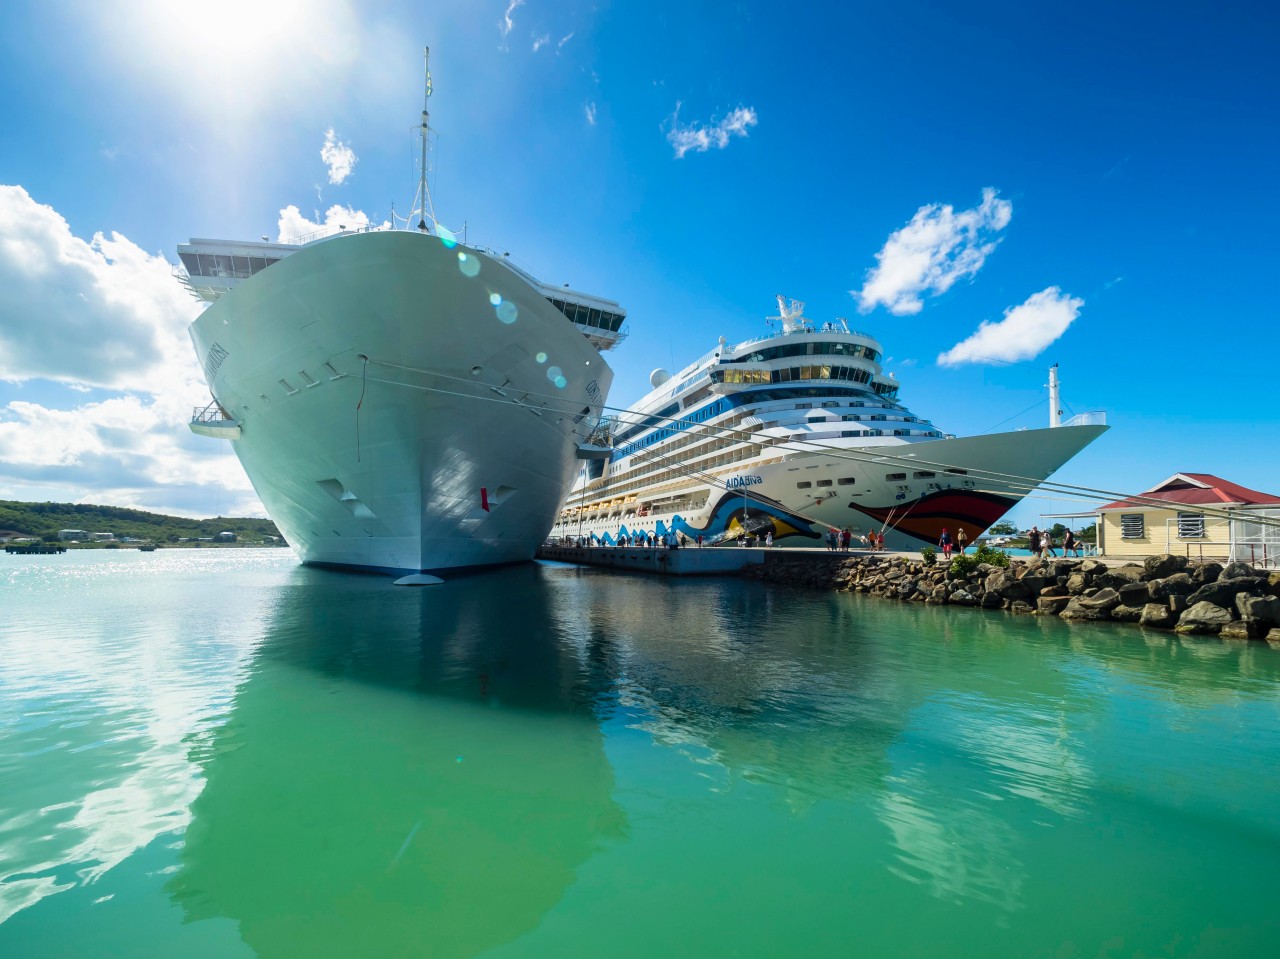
xmin=886 ymin=472 xmax=906 ymax=481
xmin=838 ymin=477 xmax=856 ymax=485
xmin=1177 ymin=512 xmax=1205 ymax=538
xmin=796 ymin=481 xmax=812 ymax=489
xmin=796 ymin=403 xmax=811 ymax=410
xmin=817 ymin=480 xmax=832 ymax=488
xmin=841 ymin=430 xmax=857 ymax=437
xmin=842 ymin=414 xmax=861 ymax=421
xmin=944 ymin=468 xmax=968 ymax=475
xmin=1120 ymin=514 xmax=1145 ymax=538
xmin=278 ymin=378 xmax=298 ymax=395
xmin=912 ymin=471 xmax=935 ymax=478
xmin=822 ymin=401 xmax=839 ymax=408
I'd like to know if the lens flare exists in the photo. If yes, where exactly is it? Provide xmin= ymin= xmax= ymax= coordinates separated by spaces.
xmin=457 ymin=252 xmax=479 ymax=277
xmin=496 ymin=302 xmax=518 ymax=324
xmin=535 ymin=352 xmax=547 ymax=363
xmin=489 ymin=292 xmax=502 ymax=306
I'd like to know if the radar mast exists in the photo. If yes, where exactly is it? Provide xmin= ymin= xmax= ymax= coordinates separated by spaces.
xmin=416 ymin=46 xmax=436 ymax=233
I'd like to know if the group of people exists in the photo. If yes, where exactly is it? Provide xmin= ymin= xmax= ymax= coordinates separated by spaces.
xmin=824 ymin=527 xmax=885 ymax=551
xmin=1028 ymin=526 xmax=1082 ymax=558
xmin=936 ymin=527 xmax=969 ymax=560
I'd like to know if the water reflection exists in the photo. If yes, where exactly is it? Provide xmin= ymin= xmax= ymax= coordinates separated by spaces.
xmin=169 ymin=564 xmax=623 ymax=959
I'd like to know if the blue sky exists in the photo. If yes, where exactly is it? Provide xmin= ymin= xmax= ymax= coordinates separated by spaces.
xmin=0 ymin=0 xmax=1276 ymax=525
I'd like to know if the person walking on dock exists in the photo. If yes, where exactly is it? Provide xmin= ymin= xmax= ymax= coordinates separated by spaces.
xmin=1029 ymin=527 xmax=1041 ymax=557
xmin=1063 ymin=528 xmax=1078 ymax=557
xmin=956 ymin=527 xmax=968 ymax=555
xmin=939 ymin=528 xmax=952 ymax=561
xmin=765 ymin=530 xmax=773 ymax=548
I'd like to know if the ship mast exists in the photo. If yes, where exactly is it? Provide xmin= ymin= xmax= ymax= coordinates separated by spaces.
xmin=416 ymin=46 xmax=435 ymax=233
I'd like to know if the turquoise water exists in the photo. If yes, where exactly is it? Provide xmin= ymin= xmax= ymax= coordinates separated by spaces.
xmin=2 ymin=550 xmax=1279 ymax=958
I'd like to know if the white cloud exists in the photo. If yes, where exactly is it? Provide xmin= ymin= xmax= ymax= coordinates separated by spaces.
xmin=937 ymin=287 xmax=1084 ymax=367
xmin=557 ymin=32 xmax=574 ymax=51
xmin=667 ymin=104 xmax=758 ymax=159
xmin=500 ymin=0 xmax=524 ymax=38
xmin=585 ymin=102 xmax=597 ymax=126
xmin=0 ymin=185 xmax=262 ymax=516
xmin=532 ymin=33 xmax=550 ymax=52
xmin=0 ymin=185 xmax=199 ymax=392
xmin=276 ymin=203 xmax=385 ymax=243
xmin=320 ymin=127 xmax=357 ymax=185
xmin=855 ymin=188 xmax=1013 ymax=316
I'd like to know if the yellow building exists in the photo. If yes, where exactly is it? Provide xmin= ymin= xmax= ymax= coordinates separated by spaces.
xmin=1097 ymin=472 xmax=1280 ymax=566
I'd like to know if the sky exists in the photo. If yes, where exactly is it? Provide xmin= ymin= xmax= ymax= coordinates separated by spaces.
xmin=0 ymin=0 xmax=1276 ymax=527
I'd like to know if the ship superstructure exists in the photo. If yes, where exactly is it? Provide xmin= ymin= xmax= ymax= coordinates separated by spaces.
xmin=551 ymin=297 xmax=1106 ymax=550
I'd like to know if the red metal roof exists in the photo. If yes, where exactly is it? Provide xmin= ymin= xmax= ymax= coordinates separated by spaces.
xmin=1099 ymin=473 xmax=1280 ymax=511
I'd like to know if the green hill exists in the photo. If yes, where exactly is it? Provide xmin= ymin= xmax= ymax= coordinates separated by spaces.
xmin=0 ymin=500 xmax=282 ymax=544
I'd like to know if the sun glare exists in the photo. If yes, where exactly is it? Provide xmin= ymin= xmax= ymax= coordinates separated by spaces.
xmin=108 ymin=0 xmax=360 ymax=112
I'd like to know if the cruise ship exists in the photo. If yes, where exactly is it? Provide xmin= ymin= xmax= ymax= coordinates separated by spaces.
xmin=182 ymin=51 xmax=624 ymax=577
xmin=550 ymin=297 xmax=1107 ymax=550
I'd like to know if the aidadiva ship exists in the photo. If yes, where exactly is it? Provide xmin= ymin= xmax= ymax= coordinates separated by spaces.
xmin=181 ymin=50 xmax=623 ymax=576
xmin=551 ymin=297 xmax=1107 ymax=551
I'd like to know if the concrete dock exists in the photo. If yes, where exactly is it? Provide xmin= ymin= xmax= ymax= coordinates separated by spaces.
xmin=537 ymin=543 xmax=895 ymax=576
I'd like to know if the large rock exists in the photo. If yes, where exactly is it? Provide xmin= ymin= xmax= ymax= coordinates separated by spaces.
xmin=1236 ymin=593 xmax=1280 ymax=625
xmin=951 ymin=589 xmax=977 ymax=606
xmin=1139 ymin=603 xmax=1177 ymax=629
xmin=1174 ymin=601 xmax=1234 ymax=634
xmin=1079 ymin=587 xmax=1122 ymax=612
xmin=1148 ymin=573 xmax=1194 ymax=601
xmin=1037 ymin=595 xmax=1071 ymax=615
xmin=1009 ymin=600 xmax=1036 ymax=615
xmin=1269 ymin=572 xmax=1280 ymax=596
xmin=1080 ymin=559 xmax=1108 ymax=576
xmin=1098 ymin=565 xmax=1147 ymax=589
xmin=1117 ymin=582 xmax=1150 ymax=607
xmin=1144 ymin=553 xmax=1189 ymax=579
xmin=1019 ymin=573 xmax=1050 ymax=594
xmin=1040 ymin=585 xmax=1068 ymax=598
xmin=1110 ymin=604 xmax=1144 ymax=623
xmin=1222 ymin=561 xmax=1259 ymax=580
xmin=985 ymin=569 xmax=1029 ymax=599
xmin=1191 ymin=562 xmax=1223 ymax=585
xmin=1066 ymin=573 xmax=1088 ymax=593
xmin=1060 ymin=597 xmax=1112 ymax=621
xmin=1268 ymin=628 xmax=1280 ymax=647
xmin=1220 ymin=620 xmax=1265 ymax=640
xmin=1186 ymin=576 xmax=1265 ymax=609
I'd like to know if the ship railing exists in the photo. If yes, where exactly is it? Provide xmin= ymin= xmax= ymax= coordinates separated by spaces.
xmin=1061 ymin=411 xmax=1107 ymax=427
xmin=282 ymin=224 xmax=392 ymax=246
xmin=728 ymin=326 xmax=879 ymax=352
xmin=191 ymin=400 xmax=234 ymax=424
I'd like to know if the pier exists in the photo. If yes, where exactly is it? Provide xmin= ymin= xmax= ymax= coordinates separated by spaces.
xmin=4 ymin=544 xmax=67 ymax=554
xmin=536 ymin=543 xmax=884 ymax=576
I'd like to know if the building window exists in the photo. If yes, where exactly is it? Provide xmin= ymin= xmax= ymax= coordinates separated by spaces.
xmin=1178 ymin=512 xmax=1205 ymax=539
xmin=1120 ymin=514 xmax=1145 ymax=538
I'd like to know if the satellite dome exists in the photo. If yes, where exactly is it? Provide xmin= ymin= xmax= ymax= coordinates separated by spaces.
xmin=649 ymin=368 xmax=672 ymax=388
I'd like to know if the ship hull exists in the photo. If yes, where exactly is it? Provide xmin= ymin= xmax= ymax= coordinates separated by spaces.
xmin=189 ymin=231 xmax=612 ymax=574
xmin=555 ymin=425 xmax=1105 ymax=551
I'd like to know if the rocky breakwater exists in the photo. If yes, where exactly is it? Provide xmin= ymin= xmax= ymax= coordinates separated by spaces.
xmin=741 ymin=552 xmax=1280 ymax=642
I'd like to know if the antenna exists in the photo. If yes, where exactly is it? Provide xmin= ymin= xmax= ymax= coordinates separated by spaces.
xmin=767 ymin=295 xmax=808 ymax=333
xmin=1048 ymin=363 xmax=1061 ymax=428
xmin=416 ymin=46 xmax=435 ymax=233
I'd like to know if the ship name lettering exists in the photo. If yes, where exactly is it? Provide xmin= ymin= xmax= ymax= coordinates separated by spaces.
xmin=204 ymin=342 xmax=229 ymax=382
xmin=726 ymin=475 xmax=763 ymax=490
